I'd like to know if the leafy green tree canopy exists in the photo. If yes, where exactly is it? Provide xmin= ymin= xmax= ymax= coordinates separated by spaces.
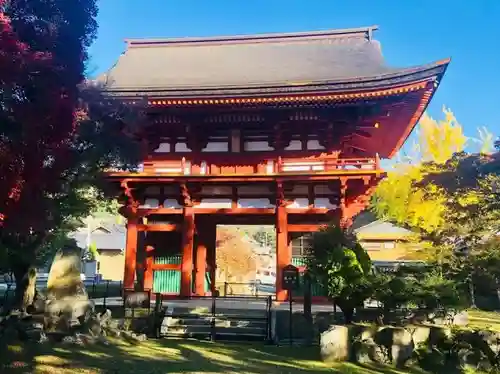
xmin=307 ymin=225 xmax=372 ymax=323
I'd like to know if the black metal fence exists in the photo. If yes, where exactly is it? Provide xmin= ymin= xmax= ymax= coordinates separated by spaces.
xmin=1 ymin=279 xmax=274 ymax=341
xmin=219 ymin=281 xmax=275 ymax=298
xmin=150 ymin=294 xmax=273 ymax=342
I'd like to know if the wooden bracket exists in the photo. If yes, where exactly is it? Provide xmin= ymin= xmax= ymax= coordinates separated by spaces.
xmin=120 ymin=179 xmax=140 ymax=217
xmin=179 ymin=183 xmax=193 ymax=207
xmin=276 ymin=181 xmax=292 ymax=208
xmin=339 ymin=177 xmax=348 ymax=209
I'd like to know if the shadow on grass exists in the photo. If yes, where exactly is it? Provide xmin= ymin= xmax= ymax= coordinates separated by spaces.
xmin=0 ymin=337 xmax=434 ymax=374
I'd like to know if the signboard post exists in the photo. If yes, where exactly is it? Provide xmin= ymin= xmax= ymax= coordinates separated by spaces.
xmin=282 ymin=264 xmax=299 ymax=346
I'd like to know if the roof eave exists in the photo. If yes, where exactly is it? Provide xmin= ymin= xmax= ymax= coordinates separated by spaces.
xmin=386 ymin=58 xmax=450 ymax=158
xmin=97 ymin=60 xmax=449 ymax=100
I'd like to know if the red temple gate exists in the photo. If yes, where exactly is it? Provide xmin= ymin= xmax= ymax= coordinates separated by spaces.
xmin=99 ymin=26 xmax=449 ymax=302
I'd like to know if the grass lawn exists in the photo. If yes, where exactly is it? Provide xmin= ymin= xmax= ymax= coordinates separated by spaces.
xmin=0 ymin=309 xmax=498 ymax=373
xmin=467 ymin=309 xmax=500 ymax=331
xmin=0 ymin=338 xmax=430 ymax=374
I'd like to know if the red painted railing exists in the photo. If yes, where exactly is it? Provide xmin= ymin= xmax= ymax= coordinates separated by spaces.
xmin=140 ymin=154 xmax=381 ymax=175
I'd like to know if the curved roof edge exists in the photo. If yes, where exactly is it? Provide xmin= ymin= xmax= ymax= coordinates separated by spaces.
xmin=124 ymin=25 xmax=379 ymax=47
xmin=97 ymin=59 xmax=450 ymax=99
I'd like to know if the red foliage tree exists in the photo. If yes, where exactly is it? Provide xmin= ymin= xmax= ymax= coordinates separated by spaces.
xmin=0 ymin=0 xmax=99 ymax=304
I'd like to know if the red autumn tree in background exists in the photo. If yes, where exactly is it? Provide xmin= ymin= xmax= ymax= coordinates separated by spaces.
xmin=0 ymin=1 xmax=139 ymax=306
xmin=0 ymin=0 xmax=97 ymax=225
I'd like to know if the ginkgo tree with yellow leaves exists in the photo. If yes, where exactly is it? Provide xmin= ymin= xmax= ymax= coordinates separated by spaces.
xmin=371 ymin=107 xmax=499 ymax=263
xmin=418 ymin=108 xmax=468 ymax=164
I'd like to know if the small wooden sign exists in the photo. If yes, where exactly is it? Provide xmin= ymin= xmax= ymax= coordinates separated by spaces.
xmin=282 ymin=264 xmax=300 ymax=291
xmin=123 ymin=289 xmax=151 ymax=308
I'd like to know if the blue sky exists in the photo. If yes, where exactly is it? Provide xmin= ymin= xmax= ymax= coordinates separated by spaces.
xmin=89 ymin=0 xmax=500 ymax=146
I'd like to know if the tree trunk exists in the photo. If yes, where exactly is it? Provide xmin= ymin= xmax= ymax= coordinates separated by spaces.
xmin=12 ymin=262 xmax=37 ymax=310
xmin=343 ymin=307 xmax=355 ymax=324
xmin=336 ymin=299 xmax=355 ymax=324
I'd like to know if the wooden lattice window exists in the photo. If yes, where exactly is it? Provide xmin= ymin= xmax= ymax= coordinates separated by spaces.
xmin=291 ymin=233 xmax=313 ymax=257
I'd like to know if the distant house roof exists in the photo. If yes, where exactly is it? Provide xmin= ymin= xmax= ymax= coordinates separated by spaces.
xmin=71 ymin=223 xmax=126 ymax=251
xmin=354 ymin=220 xmax=415 ymax=240
xmin=98 ymin=26 xmax=449 ymax=98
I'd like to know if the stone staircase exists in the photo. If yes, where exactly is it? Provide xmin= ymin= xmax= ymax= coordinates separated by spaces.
xmin=159 ymin=307 xmax=269 ymax=341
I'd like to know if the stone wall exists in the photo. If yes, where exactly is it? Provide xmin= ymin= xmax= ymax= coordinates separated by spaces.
xmin=320 ymin=324 xmax=500 ymax=371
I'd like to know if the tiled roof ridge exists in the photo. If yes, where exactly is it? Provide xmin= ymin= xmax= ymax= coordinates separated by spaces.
xmin=125 ymin=25 xmax=379 ymax=48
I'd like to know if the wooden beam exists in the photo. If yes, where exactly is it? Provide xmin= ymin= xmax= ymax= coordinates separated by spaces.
xmin=193 ymin=208 xmax=275 ymax=215
xmin=137 ymin=223 xmax=180 ymax=232
xmin=288 ymin=224 xmax=325 ymax=232
xmin=107 ymin=171 xmax=383 ymax=184
xmin=138 ymin=208 xmax=183 ymax=216
xmin=151 ymin=263 xmax=181 ymax=271
xmin=137 ymin=207 xmax=336 ymax=216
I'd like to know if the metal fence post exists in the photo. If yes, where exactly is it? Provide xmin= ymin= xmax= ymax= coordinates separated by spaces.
xmin=266 ymin=295 xmax=272 ymax=342
xmin=154 ymin=293 xmax=161 ymax=338
xmin=224 ymin=282 xmax=228 ymax=297
xmin=211 ymin=295 xmax=216 ymax=341
xmin=289 ymin=290 xmax=293 ymax=346
xmin=103 ymin=280 xmax=110 ymax=309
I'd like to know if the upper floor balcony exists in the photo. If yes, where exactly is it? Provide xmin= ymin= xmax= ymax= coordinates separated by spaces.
xmin=134 ymin=153 xmax=381 ymax=177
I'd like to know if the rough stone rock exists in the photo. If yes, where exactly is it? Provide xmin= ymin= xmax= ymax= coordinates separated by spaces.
xmin=106 ymin=328 xmax=121 ymax=338
xmin=85 ymin=316 xmax=102 ymax=337
xmin=452 ymin=311 xmax=469 ymax=326
xmin=62 ymin=335 xmax=84 ymax=345
xmin=45 ymin=296 xmax=94 ymax=325
xmin=107 ymin=319 xmax=120 ymax=331
xmin=31 ymin=291 xmax=47 ymax=313
xmin=458 ymin=347 xmax=492 ymax=372
xmin=99 ymin=310 xmax=112 ymax=326
xmin=75 ymin=333 xmax=97 ymax=345
xmin=353 ymin=343 xmax=371 ymax=364
xmin=46 ymin=247 xmax=86 ymax=299
xmin=122 ymin=330 xmax=147 ymax=342
xmin=479 ymin=331 xmax=500 ymax=355
xmin=320 ymin=325 xmax=349 ymax=362
xmin=365 ymin=337 xmax=390 ymax=364
xmin=426 ymin=310 xmax=468 ymax=326
xmin=391 ymin=328 xmax=414 ymax=367
xmin=407 ymin=326 xmax=431 ymax=348
xmin=374 ymin=327 xmax=413 ymax=367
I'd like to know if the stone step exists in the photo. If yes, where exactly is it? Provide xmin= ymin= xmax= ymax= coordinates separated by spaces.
xmin=164 ymin=310 xmax=268 ymax=319
xmin=275 ymin=338 xmax=317 ymax=346
xmin=161 ymin=325 xmax=267 ymax=337
xmin=163 ymin=317 xmax=267 ymax=328
xmin=164 ymin=307 xmax=269 ymax=318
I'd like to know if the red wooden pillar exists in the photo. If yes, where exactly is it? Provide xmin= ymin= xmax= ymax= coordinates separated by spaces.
xmin=144 ymin=245 xmax=154 ymax=291
xmin=195 ymin=222 xmax=208 ymax=296
xmin=124 ymin=216 xmax=138 ymax=290
xmin=275 ymin=205 xmax=290 ymax=302
xmin=180 ymin=207 xmax=195 ymax=297
xmin=206 ymin=221 xmax=217 ymax=295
